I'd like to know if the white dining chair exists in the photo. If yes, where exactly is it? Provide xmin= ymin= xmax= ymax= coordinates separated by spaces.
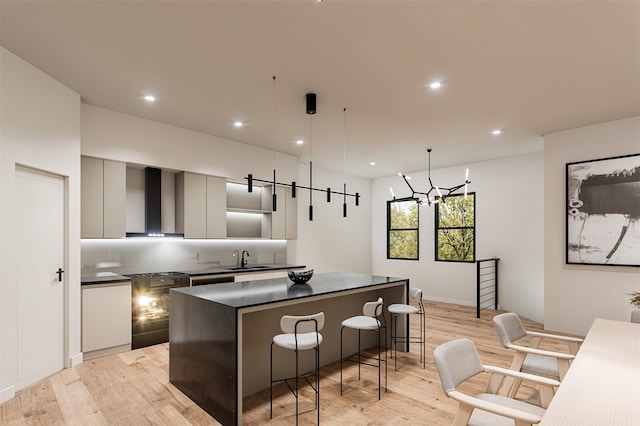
xmin=493 ymin=312 xmax=583 ymax=398
xmin=434 ymin=338 xmax=560 ymax=426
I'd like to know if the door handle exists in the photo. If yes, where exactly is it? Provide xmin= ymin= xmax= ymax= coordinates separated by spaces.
xmin=56 ymin=268 xmax=64 ymax=282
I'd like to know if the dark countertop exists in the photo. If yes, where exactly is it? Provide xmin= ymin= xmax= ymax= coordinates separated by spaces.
xmin=184 ymin=263 xmax=306 ymax=277
xmin=170 ymin=272 xmax=408 ymax=309
xmin=80 ymin=272 xmax=131 ymax=285
xmin=81 ymin=264 xmax=306 ymax=285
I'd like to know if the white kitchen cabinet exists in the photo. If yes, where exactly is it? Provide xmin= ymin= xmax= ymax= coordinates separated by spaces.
xmin=176 ymin=172 xmax=226 ymax=238
xmin=81 ymin=156 xmax=126 ymax=238
xmin=206 ymin=175 xmax=227 ymax=238
xmin=82 ymin=282 xmax=131 ymax=359
xmin=272 ymin=186 xmax=298 ymax=240
xmin=234 ymin=271 xmax=277 ymax=282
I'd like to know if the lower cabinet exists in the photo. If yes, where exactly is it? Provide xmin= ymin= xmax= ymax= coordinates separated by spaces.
xmin=236 ymin=271 xmax=288 ymax=282
xmin=82 ymin=281 xmax=132 ymax=359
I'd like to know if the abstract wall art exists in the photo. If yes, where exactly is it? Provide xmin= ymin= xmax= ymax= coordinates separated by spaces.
xmin=566 ymin=153 xmax=640 ymax=266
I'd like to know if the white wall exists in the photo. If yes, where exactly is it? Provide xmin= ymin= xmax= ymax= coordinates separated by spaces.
xmin=0 ymin=47 xmax=82 ymax=402
xmin=82 ymin=104 xmax=297 ymax=183
xmin=293 ymin=162 xmax=372 ymax=275
xmin=544 ymin=116 xmax=640 ymax=336
xmin=372 ymin=152 xmax=545 ymax=323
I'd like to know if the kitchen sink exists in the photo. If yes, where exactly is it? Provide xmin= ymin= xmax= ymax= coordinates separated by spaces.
xmin=226 ymin=265 xmax=270 ymax=271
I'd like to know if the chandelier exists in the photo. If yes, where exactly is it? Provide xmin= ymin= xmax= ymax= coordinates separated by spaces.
xmin=392 ymin=149 xmax=470 ymax=206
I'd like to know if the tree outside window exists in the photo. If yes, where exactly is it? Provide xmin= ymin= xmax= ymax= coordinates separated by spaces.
xmin=387 ymin=200 xmax=419 ymax=260
xmin=435 ymin=193 xmax=475 ymax=262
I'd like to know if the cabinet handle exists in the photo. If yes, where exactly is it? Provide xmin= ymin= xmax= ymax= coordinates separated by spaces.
xmin=56 ymin=268 xmax=64 ymax=282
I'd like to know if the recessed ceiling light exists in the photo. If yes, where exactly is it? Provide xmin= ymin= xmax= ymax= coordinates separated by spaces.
xmin=143 ymin=95 xmax=156 ymax=102
xmin=296 ymin=139 xmax=304 ymax=145
xmin=370 ymin=162 xmax=376 ymax=166
xmin=491 ymin=129 xmax=502 ymax=135
xmin=429 ymin=81 xmax=442 ymax=90
xmin=234 ymin=121 xmax=244 ymax=128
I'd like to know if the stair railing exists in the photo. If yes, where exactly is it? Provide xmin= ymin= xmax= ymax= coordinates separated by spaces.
xmin=476 ymin=258 xmax=499 ymax=318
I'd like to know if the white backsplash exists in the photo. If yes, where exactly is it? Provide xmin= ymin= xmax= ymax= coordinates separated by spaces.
xmin=81 ymin=238 xmax=288 ymax=275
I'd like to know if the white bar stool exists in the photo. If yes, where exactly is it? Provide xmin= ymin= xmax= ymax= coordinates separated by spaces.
xmin=388 ymin=287 xmax=425 ymax=371
xmin=270 ymin=312 xmax=324 ymax=425
xmin=340 ymin=297 xmax=387 ymax=399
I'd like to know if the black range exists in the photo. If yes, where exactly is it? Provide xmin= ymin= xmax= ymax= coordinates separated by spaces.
xmin=126 ymin=271 xmax=190 ymax=349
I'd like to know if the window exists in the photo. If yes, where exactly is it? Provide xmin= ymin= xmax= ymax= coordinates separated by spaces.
xmin=387 ymin=200 xmax=419 ymax=260
xmin=435 ymin=193 xmax=475 ymax=262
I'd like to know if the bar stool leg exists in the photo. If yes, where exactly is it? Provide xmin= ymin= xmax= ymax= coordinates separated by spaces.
xmin=340 ymin=326 xmax=344 ymax=395
xmin=357 ymin=330 xmax=361 ymax=380
xmin=377 ymin=328 xmax=381 ymax=400
xmin=316 ymin=345 xmax=320 ymax=424
xmin=295 ymin=349 xmax=299 ymax=425
xmin=270 ymin=341 xmax=274 ymax=419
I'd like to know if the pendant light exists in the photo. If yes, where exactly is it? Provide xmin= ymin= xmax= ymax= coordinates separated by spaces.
xmin=307 ymin=93 xmax=315 ymax=221
xmin=272 ymin=76 xmax=277 ymax=212
xmin=343 ymin=107 xmax=348 ymax=218
xmin=244 ymin=83 xmax=360 ymax=221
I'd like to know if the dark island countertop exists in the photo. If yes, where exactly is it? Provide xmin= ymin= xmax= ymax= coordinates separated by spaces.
xmin=171 ymin=272 xmax=406 ymax=309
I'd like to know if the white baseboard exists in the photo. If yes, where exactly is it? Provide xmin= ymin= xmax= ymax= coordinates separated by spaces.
xmin=424 ymin=295 xmax=475 ymax=306
xmin=70 ymin=352 xmax=83 ymax=367
xmin=83 ymin=344 xmax=131 ymax=361
xmin=0 ymin=384 xmax=16 ymax=404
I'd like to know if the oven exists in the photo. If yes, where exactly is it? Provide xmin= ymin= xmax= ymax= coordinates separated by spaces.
xmin=126 ymin=271 xmax=190 ymax=349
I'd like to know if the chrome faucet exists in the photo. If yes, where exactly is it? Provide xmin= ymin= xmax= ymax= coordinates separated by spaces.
xmin=232 ymin=250 xmax=240 ymax=266
xmin=241 ymin=250 xmax=250 ymax=268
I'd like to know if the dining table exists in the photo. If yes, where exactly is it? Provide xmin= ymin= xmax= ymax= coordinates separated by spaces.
xmin=540 ymin=318 xmax=640 ymax=425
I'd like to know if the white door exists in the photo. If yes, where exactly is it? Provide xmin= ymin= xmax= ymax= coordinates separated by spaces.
xmin=16 ymin=167 xmax=65 ymax=389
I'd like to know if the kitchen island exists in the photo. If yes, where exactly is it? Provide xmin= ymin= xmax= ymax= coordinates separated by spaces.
xmin=169 ymin=272 xmax=409 ymax=425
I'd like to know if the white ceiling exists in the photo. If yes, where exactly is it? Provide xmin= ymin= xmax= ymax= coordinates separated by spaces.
xmin=1 ymin=0 xmax=639 ymax=179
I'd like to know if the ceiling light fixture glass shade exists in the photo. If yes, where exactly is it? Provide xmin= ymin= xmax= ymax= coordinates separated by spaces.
xmin=392 ymin=149 xmax=470 ymax=206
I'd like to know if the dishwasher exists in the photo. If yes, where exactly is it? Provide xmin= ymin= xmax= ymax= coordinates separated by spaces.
xmin=190 ymin=274 xmax=235 ymax=286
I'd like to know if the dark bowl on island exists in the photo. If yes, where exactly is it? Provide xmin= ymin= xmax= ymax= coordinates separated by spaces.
xmin=288 ymin=269 xmax=314 ymax=284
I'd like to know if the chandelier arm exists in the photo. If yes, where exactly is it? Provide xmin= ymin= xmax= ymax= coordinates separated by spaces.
xmin=397 ymin=149 xmax=471 ymax=207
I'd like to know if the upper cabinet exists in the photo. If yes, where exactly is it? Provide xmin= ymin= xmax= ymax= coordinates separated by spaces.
xmin=226 ymin=182 xmax=298 ymax=240
xmin=176 ymin=172 xmax=226 ymax=239
xmin=272 ymin=186 xmax=298 ymax=240
xmin=81 ymin=156 xmax=297 ymax=240
xmin=81 ymin=156 xmax=126 ymax=238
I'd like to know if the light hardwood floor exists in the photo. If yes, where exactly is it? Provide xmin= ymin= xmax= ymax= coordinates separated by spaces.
xmin=0 ymin=302 xmax=582 ymax=425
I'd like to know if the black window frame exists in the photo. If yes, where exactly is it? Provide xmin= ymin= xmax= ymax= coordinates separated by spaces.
xmin=434 ymin=192 xmax=476 ymax=263
xmin=387 ymin=199 xmax=419 ymax=260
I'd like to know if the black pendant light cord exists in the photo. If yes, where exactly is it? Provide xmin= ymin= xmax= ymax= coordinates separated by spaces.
xmin=246 ymin=86 xmax=361 ymax=221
